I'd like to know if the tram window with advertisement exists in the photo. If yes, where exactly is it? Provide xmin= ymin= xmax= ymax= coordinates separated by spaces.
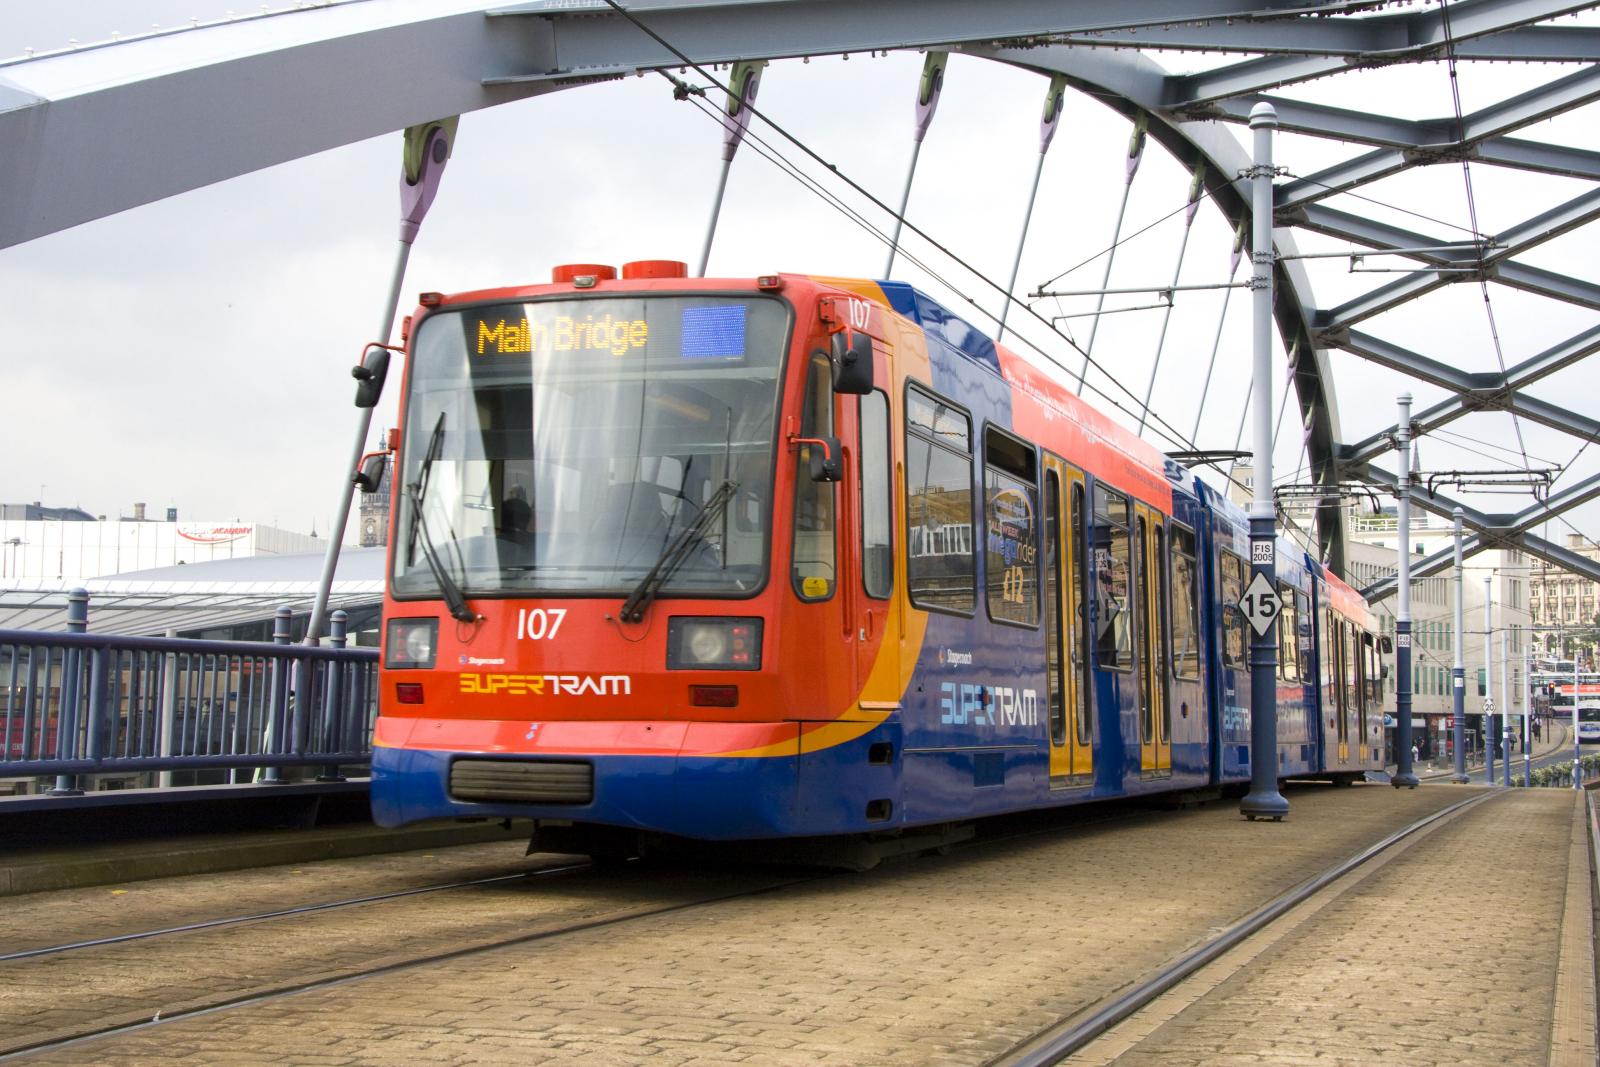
xmin=1276 ymin=584 xmax=1299 ymax=683
xmin=1220 ymin=550 xmax=1246 ymax=670
xmin=393 ymin=296 xmax=788 ymax=601
xmin=905 ymin=385 xmax=975 ymax=614
xmin=1093 ymin=485 xmax=1133 ymax=671
xmin=1169 ymin=524 xmax=1199 ymax=679
xmin=984 ymin=427 xmax=1039 ymax=628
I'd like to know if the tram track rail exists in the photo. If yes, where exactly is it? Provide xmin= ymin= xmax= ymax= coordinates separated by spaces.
xmin=0 ymin=798 xmax=1195 ymax=1063
xmin=0 ymin=864 xmax=825 ymax=1063
xmin=990 ymin=788 xmax=1505 ymax=1066
xmin=0 ymin=861 xmax=590 ymax=965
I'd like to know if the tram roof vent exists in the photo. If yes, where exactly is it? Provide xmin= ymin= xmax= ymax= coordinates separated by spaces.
xmin=621 ymin=260 xmax=688 ymax=280
xmin=552 ymin=263 xmax=617 ymax=285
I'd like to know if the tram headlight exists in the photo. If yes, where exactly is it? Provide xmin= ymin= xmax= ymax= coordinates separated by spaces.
xmin=667 ymin=618 xmax=762 ymax=671
xmin=385 ymin=618 xmax=439 ymax=670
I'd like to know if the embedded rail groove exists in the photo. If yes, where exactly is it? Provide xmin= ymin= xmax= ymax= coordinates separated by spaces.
xmin=991 ymin=790 xmax=1504 ymax=1066
xmin=0 ymin=868 xmax=824 ymax=1063
xmin=0 ymin=862 xmax=588 ymax=965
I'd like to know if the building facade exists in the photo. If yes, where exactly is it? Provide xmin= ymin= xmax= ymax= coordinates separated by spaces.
xmin=1 ymin=504 xmax=322 ymax=584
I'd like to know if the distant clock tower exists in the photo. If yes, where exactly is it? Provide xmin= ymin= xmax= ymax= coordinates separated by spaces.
xmin=358 ymin=448 xmax=391 ymax=548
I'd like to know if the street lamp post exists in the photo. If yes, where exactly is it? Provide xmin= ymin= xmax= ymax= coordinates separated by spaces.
xmin=1484 ymin=574 xmax=1495 ymax=786
xmin=1451 ymin=509 xmax=1468 ymax=783
xmin=1240 ymin=102 xmax=1288 ymax=822
xmin=1392 ymin=393 xmax=1419 ymax=789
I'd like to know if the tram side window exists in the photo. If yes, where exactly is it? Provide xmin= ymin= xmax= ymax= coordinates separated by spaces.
xmin=1220 ymin=551 xmax=1247 ymax=670
xmin=1071 ymin=482 xmax=1092 ymax=747
xmin=1045 ymin=471 xmax=1065 ymax=747
xmin=1344 ymin=623 xmax=1361 ymax=727
xmin=1322 ymin=608 xmax=1336 ymax=693
xmin=791 ymin=355 xmax=836 ymax=601
xmin=1364 ymin=632 xmax=1382 ymax=711
xmin=1154 ymin=523 xmax=1171 ymax=743
xmin=1332 ymin=621 xmax=1349 ymax=743
xmin=1093 ymin=485 xmax=1133 ymax=671
xmin=859 ymin=391 xmax=893 ymax=600
xmin=984 ymin=428 xmax=1039 ymax=627
xmin=905 ymin=385 xmax=975 ymax=614
xmin=1169 ymin=525 xmax=1200 ymax=679
xmin=1296 ymin=591 xmax=1311 ymax=681
xmin=1277 ymin=584 xmax=1300 ymax=683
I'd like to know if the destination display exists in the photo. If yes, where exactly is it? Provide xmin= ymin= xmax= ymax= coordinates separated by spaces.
xmin=464 ymin=300 xmax=752 ymax=364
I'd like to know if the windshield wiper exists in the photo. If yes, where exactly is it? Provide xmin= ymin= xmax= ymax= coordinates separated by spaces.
xmin=406 ymin=414 xmax=476 ymax=624
xmin=619 ymin=480 xmax=738 ymax=624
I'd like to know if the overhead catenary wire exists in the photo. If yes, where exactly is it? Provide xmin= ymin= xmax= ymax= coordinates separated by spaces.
xmin=1137 ymin=166 xmax=1204 ymax=434
xmin=628 ymin=47 xmax=1227 ymax=468
xmin=675 ymin=86 xmax=1250 ymax=477
xmin=1192 ymin=220 xmax=1248 ymax=443
xmin=610 ymin=3 xmax=1281 ymax=512
xmin=1436 ymin=0 xmax=1532 ymax=475
xmin=1075 ymin=115 xmax=1147 ymax=393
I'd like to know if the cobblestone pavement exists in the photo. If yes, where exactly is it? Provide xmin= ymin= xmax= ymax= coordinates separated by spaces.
xmin=5 ymin=784 xmax=1493 ymax=1066
xmin=1076 ymin=790 xmax=1590 ymax=1067
xmin=0 ymin=860 xmax=799 ymax=1053
xmin=0 ymin=840 xmax=545 ymax=955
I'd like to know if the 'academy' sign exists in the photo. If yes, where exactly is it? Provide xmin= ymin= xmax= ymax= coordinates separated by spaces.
xmin=177 ymin=524 xmax=252 ymax=545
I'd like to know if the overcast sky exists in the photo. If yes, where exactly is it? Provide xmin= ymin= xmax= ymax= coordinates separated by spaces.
xmin=2 ymin=1 xmax=1597 ymax=557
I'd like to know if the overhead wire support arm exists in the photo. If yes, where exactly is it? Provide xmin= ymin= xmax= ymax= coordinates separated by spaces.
xmin=1137 ymin=165 xmax=1206 ymax=434
xmin=695 ymin=60 xmax=765 ymax=278
xmin=1033 ymin=280 xmax=1249 ymax=300
xmin=1074 ymin=113 xmax=1147 ymax=395
xmin=884 ymin=51 xmax=947 ymax=280
xmin=998 ymin=74 xmax=1068 ymax=342
xmin=1425 ymin=468 xmax=1559 ymax=499
xmin=1192 ymin=220 xmax=1249 ymax=445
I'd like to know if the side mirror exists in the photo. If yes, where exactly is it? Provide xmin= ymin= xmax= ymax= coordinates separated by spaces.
xmin=1380 ymin=635 xmax=1394 ymax=654
xmin=353 ymin=453 xmax=388 ymax=494
xmin=797 ymin=435 xmax=843 ymax=483
xmin=828 ymin=330 xmax=874 ymax=395
xmin=352 ymin=344 xmax=393 ymax=408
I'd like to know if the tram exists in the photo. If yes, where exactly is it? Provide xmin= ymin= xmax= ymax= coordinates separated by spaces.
xmin=367 ymin=261 xmax=1385 ymax=855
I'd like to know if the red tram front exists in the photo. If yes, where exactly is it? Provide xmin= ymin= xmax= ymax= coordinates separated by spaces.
xmin=371 ymin=262 xmax=909 ymax=848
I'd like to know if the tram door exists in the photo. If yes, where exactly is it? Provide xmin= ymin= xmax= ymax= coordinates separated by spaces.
xmin=1328 ymin=613 xmax=1349 ymax=764
xmin=1135 ymin=504 xmax=1171 ymax=778
xmin=1042 ymin=456 xmax=1092 ymax=784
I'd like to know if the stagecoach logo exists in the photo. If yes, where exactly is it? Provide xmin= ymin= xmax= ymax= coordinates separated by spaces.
xmin=937 ymin=648 xmax=974 ymax=667
xmin=458 ymin=673 xmax=631 ymax=698
xmin=459 ymin=656 xmax=507 ymax=667
xmin=177 ymin=524 xmax=251 ymax=544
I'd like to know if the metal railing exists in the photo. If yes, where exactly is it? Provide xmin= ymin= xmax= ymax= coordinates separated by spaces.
xmin=0 ymin=591 xmax=378 ymax=794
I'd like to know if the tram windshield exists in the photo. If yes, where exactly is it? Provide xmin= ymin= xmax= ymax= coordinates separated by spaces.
xmin=394 ymin=296 xmax=790 ymax=599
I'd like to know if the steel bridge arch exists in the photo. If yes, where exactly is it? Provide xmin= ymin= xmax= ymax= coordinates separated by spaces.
xmin=5 ymin=0 xmax=1597 ymax=587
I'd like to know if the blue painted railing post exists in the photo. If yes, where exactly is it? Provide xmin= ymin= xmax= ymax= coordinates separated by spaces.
xmin=262 ymin=606 xmax=293 ymax=784
xmin=48 ymin=589 xmax=89 ymax=796
xmin=318 ymin=611 xmax=348 ymax=782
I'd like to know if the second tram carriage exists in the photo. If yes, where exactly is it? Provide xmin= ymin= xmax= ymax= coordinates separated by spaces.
xmin=369 ymin=261 xmax=1386 ymax=854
